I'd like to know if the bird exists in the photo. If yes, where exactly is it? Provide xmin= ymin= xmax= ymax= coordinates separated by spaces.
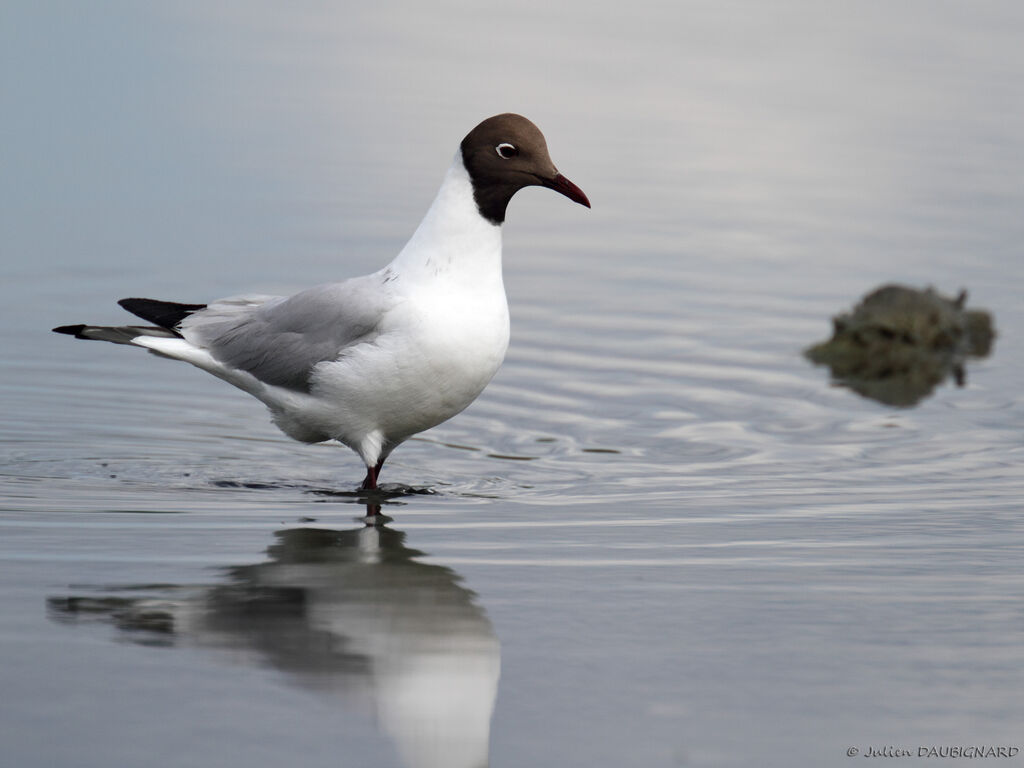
xmin=53 ymin=113 xmax=590 ymax=495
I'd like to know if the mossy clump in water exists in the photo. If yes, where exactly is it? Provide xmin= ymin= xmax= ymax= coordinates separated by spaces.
xmin=805 ymin=284 xmax=995 ymax=407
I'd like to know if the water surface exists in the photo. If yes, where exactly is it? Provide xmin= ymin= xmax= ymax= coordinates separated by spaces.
xmin=3 ymin=2 xmax=1024 ymax=766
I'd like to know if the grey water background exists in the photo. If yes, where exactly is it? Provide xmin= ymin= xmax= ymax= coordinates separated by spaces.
xmin=3 ymin=2 xmax=1024 ymax=766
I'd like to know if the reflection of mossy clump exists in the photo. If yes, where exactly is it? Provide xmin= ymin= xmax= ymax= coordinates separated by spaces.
xmin=805 ymin=285 xmax=995 ymax=407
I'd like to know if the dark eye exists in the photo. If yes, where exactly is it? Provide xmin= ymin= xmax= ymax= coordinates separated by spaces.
xmin=495 ymin=143 xmax=518 ymax=159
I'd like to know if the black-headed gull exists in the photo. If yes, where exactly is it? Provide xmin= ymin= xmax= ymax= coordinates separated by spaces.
xmin=54 ymin=114 xmax=590 ymax=492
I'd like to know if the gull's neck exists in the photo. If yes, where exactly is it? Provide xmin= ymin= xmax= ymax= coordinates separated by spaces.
xmin=387 ymin=151 xmax=503 ymax=288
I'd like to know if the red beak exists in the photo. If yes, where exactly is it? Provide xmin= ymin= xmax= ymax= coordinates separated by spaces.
xmin=543 ymin=173 xmax=591 ymax=208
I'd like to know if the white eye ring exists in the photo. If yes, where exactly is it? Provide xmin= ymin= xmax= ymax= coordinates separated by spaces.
xmin=495 ymin=143 xmax=518 ymax=159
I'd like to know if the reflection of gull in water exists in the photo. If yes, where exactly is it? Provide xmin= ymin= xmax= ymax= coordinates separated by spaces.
xmin=49 ymin=526 xmax=500 ymax=768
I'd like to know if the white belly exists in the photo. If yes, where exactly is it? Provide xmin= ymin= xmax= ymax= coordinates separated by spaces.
xmin=293 ymin=289 xmax=510 ymax=462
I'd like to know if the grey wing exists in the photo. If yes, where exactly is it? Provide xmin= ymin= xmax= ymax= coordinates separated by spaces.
xmin=180 ymin=275 xmax=389 ymax=391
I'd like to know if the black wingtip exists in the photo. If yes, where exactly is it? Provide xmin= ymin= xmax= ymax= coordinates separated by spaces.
xmin=53 ymin=324 xmax=88 ymax=338
xmin=118 ymin=297 xmax=206 ymax=330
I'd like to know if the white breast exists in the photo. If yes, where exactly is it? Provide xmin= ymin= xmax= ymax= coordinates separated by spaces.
xmin=299 ymin=152 xmax=511 ymax=464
